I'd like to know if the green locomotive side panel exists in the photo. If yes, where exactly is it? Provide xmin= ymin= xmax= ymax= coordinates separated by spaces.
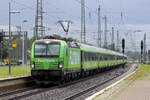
xmin=67 ymin=48 xmax=81 ymax=70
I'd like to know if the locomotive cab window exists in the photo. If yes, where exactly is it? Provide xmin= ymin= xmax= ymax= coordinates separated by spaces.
xmin=34 ymin=44 xmax=47 ymax=56
xmin=34 ymin=42 xmax=60 ymax=58
xmin=47 ymin=44 xmax=60 ymax=56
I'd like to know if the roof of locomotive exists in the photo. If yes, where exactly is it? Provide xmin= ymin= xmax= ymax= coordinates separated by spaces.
xmin=34 ymin=39 xmax=63 ymax=43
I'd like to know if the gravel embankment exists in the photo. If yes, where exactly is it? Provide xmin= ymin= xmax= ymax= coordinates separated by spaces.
xmin=22 ymin=64 xmax=131 ymax=100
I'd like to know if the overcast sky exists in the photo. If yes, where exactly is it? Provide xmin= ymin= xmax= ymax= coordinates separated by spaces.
xmin=0 ymin=0 xmax=150 ymax=51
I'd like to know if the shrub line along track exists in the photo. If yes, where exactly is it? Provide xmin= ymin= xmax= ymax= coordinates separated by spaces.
xmin=0 ymin=63 xmax=134 ymax=100
xmin=64 ymin=63 xmax=138 ymax=100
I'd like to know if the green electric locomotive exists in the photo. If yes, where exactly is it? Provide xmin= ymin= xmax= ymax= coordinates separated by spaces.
xmin=31 ymin=38 xmax=127 ymax=84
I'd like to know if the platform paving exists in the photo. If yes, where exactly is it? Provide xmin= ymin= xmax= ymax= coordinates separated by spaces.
xmin=114 ymin=75 xmax=150 ymax=100
xmin=94 ymin=64 xmax=150 ymax=100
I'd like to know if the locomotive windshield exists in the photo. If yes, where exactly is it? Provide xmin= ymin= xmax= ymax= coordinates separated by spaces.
xmin=34 ymin=43 xmax=60 ymax=58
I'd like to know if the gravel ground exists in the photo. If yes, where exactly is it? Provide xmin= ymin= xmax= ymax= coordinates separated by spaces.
xmin=20 ymin=64 xmax=131 ymax=100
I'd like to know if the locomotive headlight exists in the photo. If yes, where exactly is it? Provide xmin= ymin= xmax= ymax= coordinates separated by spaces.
xmin=59 ymin=62 xmax=63 ymax=68
xmin=31 ymin=64 xmax=34 ymax=68
xmin=31 ymin=62 xmax=35 ymax=68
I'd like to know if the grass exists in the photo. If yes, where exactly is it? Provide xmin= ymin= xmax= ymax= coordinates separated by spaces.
xmin=135 ymin=64 xmax=150 ymax=80
xmin=0 ymin=65 xmax=31 ymax=78
xmin=138 ymin=64 xmax=150 ymax=71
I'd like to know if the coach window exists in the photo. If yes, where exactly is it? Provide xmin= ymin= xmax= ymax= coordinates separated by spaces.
xmin=101 ymin=56 xmax=103 ymax=61
xmin=98 ymin=55 xmax=100 ymax=61
xmin=87 ymin=53 xmax=89 ymax=61
xmin=88 ymin=53 xmax=91 ymax=61
xmin=93 ymin=54 xmax=95 ymax=61
xmin=90 ymin=55 xmax=93 ymax=61
xmin=111 ymin=56 xmax=113 ymax=60
xmin=92 ymin=53 xmax=94 ymax=61
xmin=99 ymin=55 xmax=102 ymax=61
xmin=92 ymin=54 xmax=94 ymax=61
xmin=107 ymin=56 xmax=109 ymax=60
xmin=86 ymin=52 xmax=88 ymax=61
xmin=99 ymin=56 xmax=101 ymax=61
xmin=66 ymin=48 xmax=68 ymax=56
xmin=84 ymin=52 xmax=86 ymax=61
xmin=109 ymin=56 xmax=111 ymax=60
xmin=96 ymin=54 xmax=98 ymax=61
xmin=89 ymin=53 xmax=91 ymax=61
xmin=109 ymin=55 xmax=111 ymax=60
xmin=83 ymin=52 xmax=85 ymax=61
xmin=87 ymin=52 xmax=89 ymax=61
xmin=93 ymin=53 xmax=95 ymax=61
xmin=110 ymin=56 xmax=112 ymax=60
xmin=94 ymin=54 xmax=96 ymax=61
xmin=104 ymin=56 xmax=106 ymax=60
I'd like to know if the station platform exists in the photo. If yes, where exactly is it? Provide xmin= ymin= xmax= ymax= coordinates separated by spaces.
xmin=90 ymin=64 xmax=150 ymax=100
xmin=114 ymin=76 xmax=150 ymax=100
xmin=0 ymin=76 xmax=30 ymax=81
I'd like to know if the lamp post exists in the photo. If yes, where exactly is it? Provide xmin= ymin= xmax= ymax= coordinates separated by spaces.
xmin=8 ymin=2 xmax=20 ymax=74
xmin=22 ymin=20 xmax=27 ymax=72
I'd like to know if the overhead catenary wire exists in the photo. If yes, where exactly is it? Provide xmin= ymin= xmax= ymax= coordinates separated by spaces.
xmin=9 ymin=0 xmax=142 ymax=52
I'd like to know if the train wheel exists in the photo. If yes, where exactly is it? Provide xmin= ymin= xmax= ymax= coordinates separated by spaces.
xmin=64 ymin=76 xmax=68 ymax=83
xmin=59 ymin=78 xmax=65 ymax=85
xmin=77 ymin=72 xmax=80 ymax=79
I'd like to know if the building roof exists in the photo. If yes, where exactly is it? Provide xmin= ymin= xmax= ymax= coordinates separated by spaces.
xmin=0 ymin=25 xmax=19 ymax=35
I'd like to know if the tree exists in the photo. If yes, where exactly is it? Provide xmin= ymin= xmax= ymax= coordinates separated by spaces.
xmin=0 ymin=38 xmax=9 ymax=59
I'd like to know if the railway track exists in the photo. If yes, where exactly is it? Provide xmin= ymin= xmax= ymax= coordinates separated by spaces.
xmin=64 ymin=75 xmax=118 ymax=100
xmin=64 ymin=63 xmax=138 ymax=100
xmin=0 ymin=86 xmax=36 ymax=98
xmin=0 ymin=63 xmax=136 ymax=100
xmin=1 ymin=70 xmax=111 ymax=100
xmin=0 ymin=84 xmax=59 ymax=100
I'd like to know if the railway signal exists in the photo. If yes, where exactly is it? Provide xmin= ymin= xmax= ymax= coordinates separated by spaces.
xmin=0 ymin=33 xmax=3 ymax=43
xmin=141 ymin=40 xmax=144 ymax=54
xmin=122 ymin=38 xmax=125 ymax=54
xmin=141 ymin=40 xmax=144 ymax=63
xmin=148 ymin=50 xmax=150 ymax=61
